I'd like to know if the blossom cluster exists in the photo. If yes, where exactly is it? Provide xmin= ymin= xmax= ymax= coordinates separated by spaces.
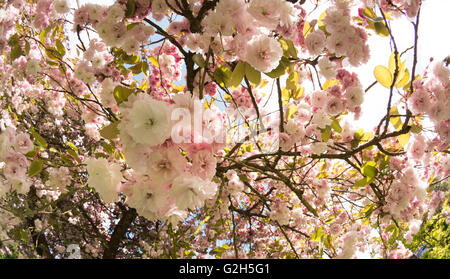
xmin=0 ymin=128 xmax=33 ymax=197
xmin=0 ymin=0 xmax=447 ymax=260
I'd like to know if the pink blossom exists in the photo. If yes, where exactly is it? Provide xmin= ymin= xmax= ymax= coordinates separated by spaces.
xmin=13 ymin=133 xmax=34 ymax=154
xmin=244 ymin=35 xmax=283 ymax=73
xmin=192 ymin=149 xmax=217 ymax=180
xmin=305 ymin=29 xmax=326 ymax=56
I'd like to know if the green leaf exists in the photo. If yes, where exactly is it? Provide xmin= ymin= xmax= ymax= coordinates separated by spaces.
xmin=280 ymin=39 xmax=298 ymax=59
xmin=8 ymin=34 xmax=24 ymax=62
xmin=46 ymin=59 xmax=59 ymax=66
xmin=10 ymin=45 xmax=24 ymax=61
xmin=60 ymin=154 xmax=75 ymax=166
xmin=286 ymin=71 xmax=298 ymax=91
xmin=28 ymin=159 xmax=43 ymax=177
xmin=410 ymin=124 xmax=422 ymax=134
xmin=321 ymin=125 xmax=332 ymax=142
xmin=324 ymin=235 xmax=332 ymax=249
xmin=142 ymin=61 xmax=149 ymax=75
xmin=25 ymin=150 xmax=37 ymax=157
xmin=55 ymin=40 xmax=66 ymax=57
xmin=354 ymin=176 xmax=371 ymax=187
xmin=113 ymin=86 xmax=134 ymax=104
xmin=238 ymin=174 xmax=249 ymax=182
xmin=100 ymin=121 xmax=120 ymax=140
xmin=213 ymin=65 xmax=232 ymax=87
xmin=330 ymin=119 xmax=342 ymax=133
xmin=230 ymin=61 xmax=245 ymax=87
xmin=192 ymin=53 xmax=206 ymax=68
xmin=128 ymin=62 xmax=143 ymax=74
xmin=101 ymin=141 xmax=115 ymax=155
xmin=374 ymin=22 xmax=389 ymax=37
xmin=123 ymin=54 xmax=140 ymax=64
xmin=66 ymin=142 xmax=78 ymax=151
xmin=30 ymin=130 xmax=48 ymax=148
xmin=67 ymin=149 xmax=81 ymax=164
xmin=291 ymin=86 xmax=304 ymax=100
xmin=361 ymin=161 xmax=378 ymax=178
xmin=24 ymin=40 xmax=30 ymax=55
xmin=127 ymin=22 xmax=140 ymax=30
xmin=125 ymin=0 xmax=136 ymax=18
xmin=94 ymin=153 xmax=109 ymax=159
xmin=353 ymin=128 xmax=365 ymax=141
xmin=45 ymin=47 xmax=61 ymax=60
xmin=311 ymin=227 xmax=324 ymax=241
xmin=358 ymin=204 xmax=376 ymax=220
xmin=265 ymin=56 xmax=290 ymax=78
xmin=285 ymin=39 xmax=298 ymax=59
xmin=39 ymin=27 xmax=51 ymax=44
xmin=244 ymin=63 xmax=261 ymax=85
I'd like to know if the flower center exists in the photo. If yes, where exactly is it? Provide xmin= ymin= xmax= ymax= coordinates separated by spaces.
xmin=260 ymin=50 xmax=269 ymax=60
xmin=146 ymin=118 xmax=155 ymax=127
xmin=158 ymin=160 xmax=170 ymax=170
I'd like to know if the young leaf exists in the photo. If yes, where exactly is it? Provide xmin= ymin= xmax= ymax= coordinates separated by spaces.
xmin=245 ymin=63 xmax=261 ymax=85
xmin=354 ymin=176 xmax=371 ymax=187
xmin=281 ymin=88 xmax=290 ymax=105
xmin=398 ymin=131 xmax=410 ymax=147
xmin=149 ymin=56 xmax=159 ymax=67
xmin=265 ymin=56 xmax=290 ymax=79
xmin=213 ymin=65 xmax=232 ymax=87
xmin=28 ymin=159 xmax=43 ymax=177
xmin=129 ymin=62 xmax=143 ymax=74
xmin=113 ymin=86 xmax=134 ymax=104
xmin=30 ymin=130 xmax=48 ymax=148
xmin=230 ymin=61 xmax=245 ymax=87
xmin=123 ymin=54 xmax=140 ymax=64
xmin=125 ymin=0 xmax=136 ymax=18
xmin=286 ymin=71 xmax=298 ymax=91
xmin=321 ymin=125 xmax=332 ymax=142
xmin=389 ymin=106 xmax=402 ymax=131
xmin=330 ymin=119 xmax=342 ymax=133
xmin=286 ymin=39 xmax=298 ymax=59
xmin=395 ymin=68 xmax=410 ymax=88
xmin=193 ymin=53 xmax=206 ymax=68
xmin=361 ymin=161 xmax=378 ymax=178
xmin=410 ymin=124 xmax=422 ymax=134
xmin=322 ymin=79 xmax=339 ymax=90
xmin=374 ymin=65 xmax=393 ymax=88
xmin=56 ymin=40 xmax=66 ymax=57
xmin=303 ymin=21 xmax=313 ymax=37
xmin=286 ymin=104 xmax=298 ymax=121
xmin=8 ymin=34 xmax=24 ymax=61
xmin=66 ymin=142 xmax=78 ymax=152
xmin=100 ymin=121 xmax=120 ymax=140
xmin=291 ymin=86 xmax=304 ymax=100
xmin=374 ymin=22 xmax=389 ymax=37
